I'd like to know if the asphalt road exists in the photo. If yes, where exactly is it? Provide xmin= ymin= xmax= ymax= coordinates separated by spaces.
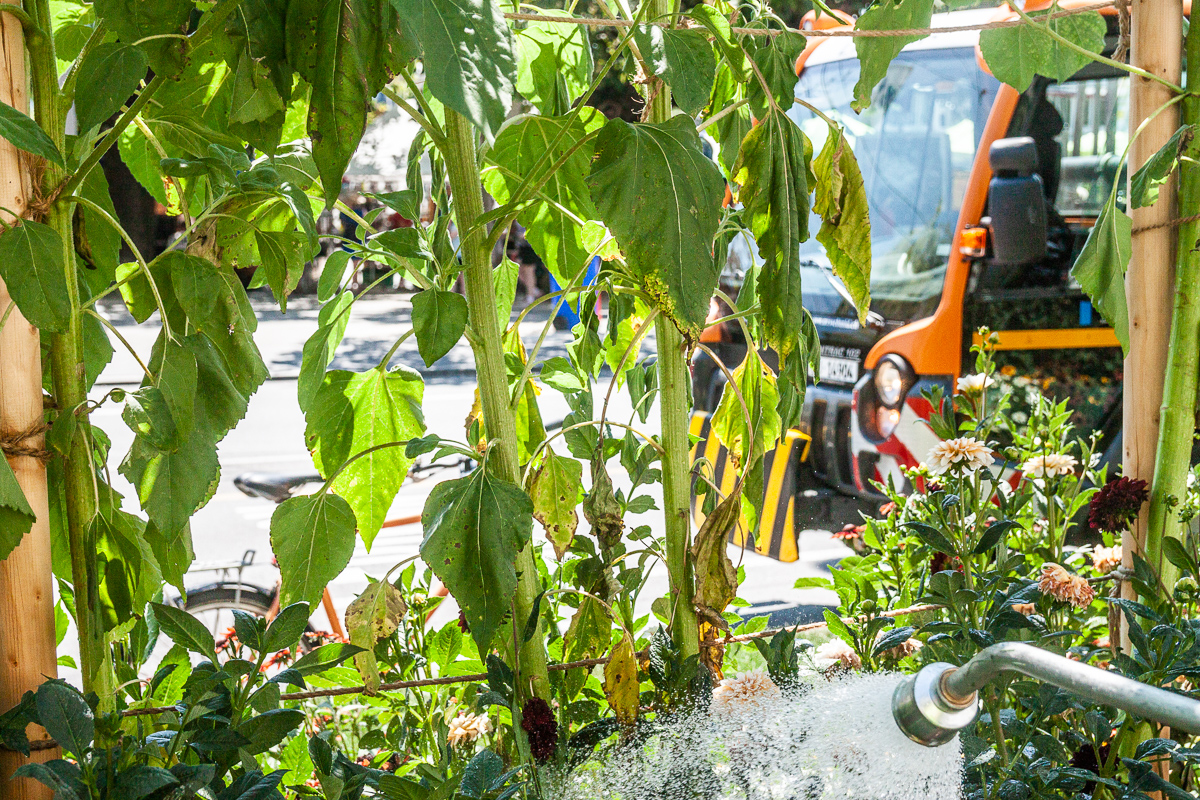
xmin=73 ymin=291 xmax=845 ymax=673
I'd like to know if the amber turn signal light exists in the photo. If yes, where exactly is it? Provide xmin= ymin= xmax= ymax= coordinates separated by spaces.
xmin=959 ymin=225 xmax=988 ymax=258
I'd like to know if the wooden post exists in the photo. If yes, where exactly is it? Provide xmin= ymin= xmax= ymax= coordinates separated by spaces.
xmin=1122 ymin=1 xmax=1182 ymax=608
xmin=0 ymin=3 xmax=58 ymax=798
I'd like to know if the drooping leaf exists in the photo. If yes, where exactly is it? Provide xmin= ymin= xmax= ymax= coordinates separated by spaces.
xmin=393 ymin=0 xmax=517 ymax=141
xmin=603 ymin=634 xmax=639 ymax=726
xmin=708 ymin=64 xmax=751 ymax=179
xmin=852 ymin=0 xmax=934 ymax=111
xmin=1131 ymin=125 xmax=1199 ymax=209
xmin=75 ymin=43 xmax=149 ymax=132
xmin=1071 ymin=196 xmax=1132 ymax=354
xmin=0 ymin=221 xmax=70 ymax=332
xmin=494 ymin=258 xmax=519 ymax=329
xmin=980 ymin=9 xmax=1106 ymax=93
xmin=732 ymin=108 xmax=813 ymax=359
xmin=287 ymin=0 xmax=415 ymax=206
xmin=254 ymin=230 xmax=310 ymax=312
xmin=691 ymin=490 xmax=741 ymax=627
xmin=515 ymin=18 xmax=593 ymax=115
xmin=299 ymin=291 xmax=354 ymax=412
xmin=529 ymin=448 xmax=584 ymax=559
xmin=688 ymin=5 xmax=745 ymax=81
xmin=411 ymin=288 xmax=468 ymax=367
xmin=317 ymin=251 xmax=352 ymax=302
xmin=0 ymin=455 xmax=34 ymax=560
xmin=633 ymin=26 xmax=716 ymax=116
xmin=483 ymin=112 xmax=602 ymax=284
xmin=306 ymin=367 xmax=425 ymax=547
xmin=271 ymin=492 xmax=359 ymax=608
xmin=812 ymin=123 xmax=871 ymax=321
xmin=565 ymin=595 xmax=610 ymax=662
xmin=587 ymin=115 xmax=725 ymax=336
xmin=420 ymin=466 xmax=534 ymax=654
xmin=745 ymin=31 xmax=806 ymax=117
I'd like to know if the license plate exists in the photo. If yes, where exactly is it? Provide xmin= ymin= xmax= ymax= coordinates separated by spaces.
xmin=819 ymin=356 xmax=859 ymax=385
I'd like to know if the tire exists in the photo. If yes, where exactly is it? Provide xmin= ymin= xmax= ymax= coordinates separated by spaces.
xmin=180 ymin=583 xmax=277 ymax=645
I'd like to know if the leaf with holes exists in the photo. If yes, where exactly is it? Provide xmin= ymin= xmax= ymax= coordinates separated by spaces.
xmin=306 ymin=367 xmax=425 ymax=547
xmin=1071 ymin=196 xmax=1131 ymax=354
xmin=529 ymin=447 xmax=584 ymax=559
xmin=587 ymin=115 xmax=725 ymax=336
xmin=271 ymin=492 xmax=358 ymax=608
xmin=732 ymin=108 xmax=813 ymax=359
xmin=813 ymin=123 xmax=871 ymax=321
xmin=420 ymin=466 xmax=533 ymax=655
xmin=852 ymin=0 xmax=934 ymax=111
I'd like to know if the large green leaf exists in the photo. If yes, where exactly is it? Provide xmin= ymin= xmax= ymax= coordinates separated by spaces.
xmin=1131 ymin=125 xmax=1199 ymax=209
xmin=587 ymin=115 xmax=725 ymax=336
xmin=515 ymin=18 xmax=593 ymax=115
xmin=121 ymin=433 xmax=220 ymax=546
xmin=411 ymin=288 xmax=468 ymax=367
xmin=75 ymin=43 xmax=149 ymax=132
xmin=286 ymin=0 xmax=412 ymax=206
xmin=689 ymin=4 xmax=745 ymax=81
xmin=633 ymin=26 xmax=715 ymax=117
xmin=94 ymin=0 xmax=192 ymax=75
xmin=0 ymin=221 xmax=70 ymax=333
xmin=813 ymin=123 xmax=871 ymax=321
xmin=1071 ymin=196 xmax=1132 ymax=354
xmin=393 ymin=0 xmax=516 ymax=141
xmin=306 ymin=367 xmax=425 ymax=547
xmin=420 ymin=466 xmax=534 ymax=654
xmin=299 ymin=291 xmax=354 ymax=412
xmin=35 ymin=682 xmax=93 ymax=757
xmin=529 ymin=447 xmax=584 ymax=560
xmin=150 ymin=602 xmax=218 ymax=660
xmin=483 ymin=112 xmax=601 ymax=284
xmin=979 ymin=9 xmax=1105 ymax=92
xmin=272 ymin=492 xmax=358 ymax=607
xmin=852 ymin=0 xmax=934 ymax=112
xmin=731 ymin=108 xmax=813 ymax=359
xmin=745 ymin=31 xmax=806 ymax=118
xmin=0 ymin=455 xmax=34 ymax=560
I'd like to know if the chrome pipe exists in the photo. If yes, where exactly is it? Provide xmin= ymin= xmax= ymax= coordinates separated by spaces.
xmin=893 ymin=641 xmax=1200 ymax=747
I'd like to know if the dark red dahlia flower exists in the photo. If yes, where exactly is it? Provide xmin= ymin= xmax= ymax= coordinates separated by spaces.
xmin=1088 ymin=477 xmax=1148 ymax=533
xmin=520 ymin=697 xmax=558 ymax=761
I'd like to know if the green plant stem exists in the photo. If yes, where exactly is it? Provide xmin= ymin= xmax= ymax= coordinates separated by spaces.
xmin=1143 ymin=19 xmax=1200 ymax=595
xmin=442 ymin=109 xmax=552 ymax=704
xmin=27 ymin=0 xmax=106 ymax=696
xmin=644 ymin=0 xmax=699 ymax=660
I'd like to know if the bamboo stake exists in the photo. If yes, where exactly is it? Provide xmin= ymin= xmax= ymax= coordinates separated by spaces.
xmin=1121 ymin=0 xmax=1182 ymax=613
xmin=0 ymin=2 xmax=57 ymax=795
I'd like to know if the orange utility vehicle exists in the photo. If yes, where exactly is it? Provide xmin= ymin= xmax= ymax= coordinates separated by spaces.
xmin=692 ymin=3 xmax=1131 ymax=558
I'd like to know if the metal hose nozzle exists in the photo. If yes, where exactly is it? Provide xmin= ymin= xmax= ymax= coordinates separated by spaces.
xmin=893 ymin=641 xmax=1200 ymax=747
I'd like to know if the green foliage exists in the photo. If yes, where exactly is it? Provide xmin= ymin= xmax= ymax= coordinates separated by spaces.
xmin=732 ymin=107 xmax=813 ymax=360
xmin=0 ymin=102 xmax=63 ymax=166
xmin=851 ymin=0 xmax=933 ymax=111
xmin=271 ymin=491 xmax=359 ymax=607
xmin=0 ymin=221 xmax=69 ymax=332
xmin=1131 ymin=124 xmax=1200 ymax=209
xmin=75 ymin=43 xmax=148 ymax=133
xmin=979 ymin=9 xmax=1106 ymax=92
xmin=0 ymin=456 xmax=34 ymax=560
xmin=394 ymin=0 xmax=517 ymax=141
xmin=588 ymin=115 xmax=725 ymax=336
xmin=420 ymin=464 xmax=534 ymax=655
xmin=1072 ymin=195 xmax=1132 ymax=354
xmin=633 ymin=25 xmax=716 ymax=116
xmin=515 ymin=18 xmax=593 ymax=115
xmin=812 ymin=122 xmax=871 ymax=321
xmin=411 ymin=287 xmax=469 ymax=367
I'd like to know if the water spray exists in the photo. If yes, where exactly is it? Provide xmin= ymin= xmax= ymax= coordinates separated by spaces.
xmin=893 ymin=641 xmax=1200 ymax=746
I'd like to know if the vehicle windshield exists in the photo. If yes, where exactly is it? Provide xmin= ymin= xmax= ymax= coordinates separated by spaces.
xmin=790 ymin=48 xmax=999 ymax=323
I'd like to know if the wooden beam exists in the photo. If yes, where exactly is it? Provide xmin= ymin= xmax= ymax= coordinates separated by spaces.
xmin=0 ymin=2 xmax=58 ymax=797
xmin=1122 ymin=1 xmax=1182 ymax=607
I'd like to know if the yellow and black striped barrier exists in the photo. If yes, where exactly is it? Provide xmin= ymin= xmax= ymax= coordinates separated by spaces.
xmin=688 ymin=412 xmax=811 ymax=563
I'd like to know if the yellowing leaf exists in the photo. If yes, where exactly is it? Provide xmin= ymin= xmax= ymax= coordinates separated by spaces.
xmin=529 ymin=448 xmax=584 ymax=559
xmin=813 ymin=123 xmax=871 ymax=322
xmin=691 ymin=490 xmax=741 ymax=629
xmin=604 ymin=633 xmax=640 ymax=726
xmin=345 ymin=580 xmax=407 ymax=692
xmin=711 ymin=349 xmax=782 ymax=470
